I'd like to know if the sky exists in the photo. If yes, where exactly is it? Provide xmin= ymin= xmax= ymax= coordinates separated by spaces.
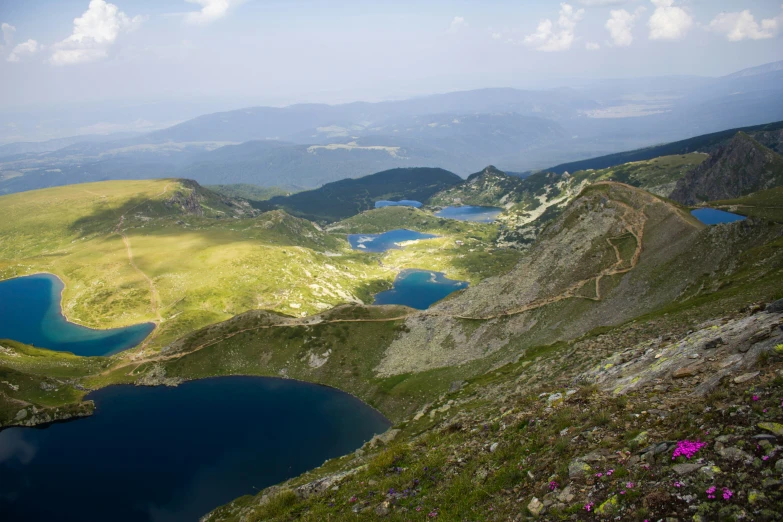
xmin=1 ymin=0 xmax=783 ymax=134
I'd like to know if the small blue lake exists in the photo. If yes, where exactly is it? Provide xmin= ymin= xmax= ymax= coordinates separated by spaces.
xmin=374 ymin=269 xmax=468 ymax=309
xmin=347 ymin=229 xmax=438 ymax=252
xmin=0 ymin=376 xmax=390 ymax=522
xmin=374 ymin=200 xmax=422 ymax=208
xmin=0 ymin=274 xmax=154 ymax=356
xmin=691 ymin=208 xmax=747 ymax=225
xmin=435 ymin=206 xmax=502 ymax=223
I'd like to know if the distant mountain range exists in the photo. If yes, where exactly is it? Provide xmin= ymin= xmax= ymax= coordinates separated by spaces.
xmin=1 ymin=61 xmax=783 ymax=195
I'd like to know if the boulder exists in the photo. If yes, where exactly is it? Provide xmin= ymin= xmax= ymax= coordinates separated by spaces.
xmin=759 ymin=422 xmax=783 ymax=437
xmin=568 ymin=458 xmax=592 ymax=479
xmin=765 ymin=298 xmax=783 ymax=313
xmin=673 ymin=366 xmax=699 ymax=378
xmin=733 ymin=372 xmax=759 ymax=384
xmin=672 ymin=463 xmax=701 ymax=475
xmin=527 ymin=497 xmax=544 ymax=517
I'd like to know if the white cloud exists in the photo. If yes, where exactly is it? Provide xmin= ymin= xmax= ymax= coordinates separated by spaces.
xmin=1 ymin=22 xmax=15 ymax=50
xmin=50 ymin=0 xmax=144 ymax=66
xmin=586 ymin=41 xmax=601 ymax=50
xmin=524 ymin=3 xmax=585 ymax=52
xmin=449 ymin=16 xmax=467 ymax=33
xmin=606 ymin=8 xmax=644 ymax=46
xmin=491 ymin=31 xmax=503 ymax=40
xmin=708 ymin=6 xmax=783 ymax=42
xmin=578 ymin=0 xmax=628 ymax=6
xmin=7 ymin=39 xmax=41 ymax=62
xmin=184 ymin=0 xmax=246 ymax=25
xmin=648 ymin=0 xmax=692 ymax=40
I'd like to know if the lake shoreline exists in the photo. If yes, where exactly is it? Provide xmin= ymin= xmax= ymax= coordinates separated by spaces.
xmin=0 ymin=271 xmax=159 ymax=334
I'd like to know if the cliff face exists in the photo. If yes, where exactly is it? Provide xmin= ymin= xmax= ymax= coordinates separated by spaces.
xmin=671 ymin=133 xmax=783 ymax=205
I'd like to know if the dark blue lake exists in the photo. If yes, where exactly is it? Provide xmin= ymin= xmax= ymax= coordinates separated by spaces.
xmin=0 ymin=376 xmax=390 ymax=522
xmin=374 ymin=200 xmax=423 ymax=208
xmin=373 ymin=269 xmax=468 ymax=309
xmin=691 ymin=208 xmax=747 ymax=225
xmin=435 ymin=206 xmax=502 ymax=223
xmin=0 ymin=274 xmax=154 ymax=356
xmin=347 ymin=229 xmax=438 ymax=252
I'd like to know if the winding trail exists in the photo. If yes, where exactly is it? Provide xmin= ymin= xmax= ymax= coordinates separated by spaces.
xmin=111 ymin=183 xmax=662 ymax=375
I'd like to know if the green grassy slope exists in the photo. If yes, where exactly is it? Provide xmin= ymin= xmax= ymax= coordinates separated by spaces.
xmin=0 ymin=179 xmax=398 ymax=350
xmin=710 ymin=186 xmax=783 ymax=222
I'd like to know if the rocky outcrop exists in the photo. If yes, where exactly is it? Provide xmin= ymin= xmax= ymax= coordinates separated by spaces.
xmin=671 ymin=132 xmax=783 ymax=204
xmin=0 ymin=401 xmax=95 ymax=429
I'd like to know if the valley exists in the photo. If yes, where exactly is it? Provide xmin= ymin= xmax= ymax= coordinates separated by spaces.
xmin=1 ymin=123 xmax=782 ymax=522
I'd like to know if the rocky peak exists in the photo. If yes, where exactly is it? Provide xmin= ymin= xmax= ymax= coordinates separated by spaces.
xmin=670 ymin=132 xmax=783 ymax=204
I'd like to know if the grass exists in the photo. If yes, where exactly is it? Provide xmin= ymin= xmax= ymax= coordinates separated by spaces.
xmin=710 ymin=186 xmax=783 ymax=223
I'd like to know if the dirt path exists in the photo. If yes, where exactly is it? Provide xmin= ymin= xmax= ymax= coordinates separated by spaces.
xmin=113 ymin=182 xmax=173 ymax=324
xmin=111 ymin=184 xmax=655 ymax=375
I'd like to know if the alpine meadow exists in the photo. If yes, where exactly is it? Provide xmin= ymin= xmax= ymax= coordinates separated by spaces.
xmin=1 ymin=1 xmax=783 ymax=522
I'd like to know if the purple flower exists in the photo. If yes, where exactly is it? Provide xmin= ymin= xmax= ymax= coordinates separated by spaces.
xmin=606 ymin=469 xmax=614 ymax=476
xmin=626 ymin=482 xmax=635 ymax=489
xmin=674 ymin=481 xmax=682 ymax=488
xmin=549 ymin=480 xmax=559 ymax=491
xmin=672 ymin=439 xmax=706 ymax=460
xmin=595 ymin=472 xmax=603 ymax=478
xmin=584 ymin=502 xmax=594 ymax=512
xmin=753 ymin=395 xmax=759 ymax=401
xmin=722 ymin=487 xmax=733 ymax=501
xmin=763 ymin=455 xmax=770 ymax=461
xmin=706 ymin=486 xmax=717 ymax=499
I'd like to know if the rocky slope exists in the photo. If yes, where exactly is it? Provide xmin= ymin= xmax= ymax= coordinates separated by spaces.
xmin=671 ymin=133 xmax=783 ymax=205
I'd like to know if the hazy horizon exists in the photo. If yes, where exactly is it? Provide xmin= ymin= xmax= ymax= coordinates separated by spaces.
xmin=2 ymin=0 xmax=783 ymax=142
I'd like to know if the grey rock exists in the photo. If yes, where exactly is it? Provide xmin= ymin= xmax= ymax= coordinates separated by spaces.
xmin=557 ymin=486 xmax=575 ymax=503
xmin=448 ymin=380 xmax=465 ymax=393
xmin=568 ymin=458 xmax=592 ymax=479
xmin=766 ymin=298 xmax=783 ymax=313
xmin=703 ymin=338 xmax=724 ymax=350
xmin=733 ymin=371 xmax=760 ymax=384
xmin=14 ymin=409 xmax=27 ymax=421
xmin=719 ymin=447 xmax=753 ymax=463
xmin=527 ymin=497 xmax=544 ymax=517
xmin=752 ymin=434 xmax=777 ymax=441
xmin=375 ymin=502 xmax=391 ymax=517
xmin=672 ymin=463 xmax=701 ymax=475
xmin=489 ymin=442 xmax=499 ymax=453
xmin=547 ymin=393 xmax=563 ymax=404
xmin=655 ymin=442 xmax=670 ymax=455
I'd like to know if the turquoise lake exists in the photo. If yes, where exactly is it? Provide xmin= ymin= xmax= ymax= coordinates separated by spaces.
xmin=0 ymin=376 xmax=390 ymax=522
xmin=347 ymin=229 xmax=438 ymax=252
xmin=373 ymin=269 xmax=468 ymax=309
xmin=691 ymin=208 xmax=747 ymax=225
xmin=435 ymin=206 xmax=502 ymax=223
xmin=0 ymin=274 xmax=154 ymax=356
xmin=374 ymin=200 xmax=423 ymax=208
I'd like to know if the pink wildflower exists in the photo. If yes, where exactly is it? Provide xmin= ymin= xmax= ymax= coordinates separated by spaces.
xmin=706 ymin=486 xmax=717 ymax=499
xmin=763 ymin=455 xmax=770 ymax=461
xmin=606 ymin=469 xmax=614 ymax=476
xmin=674 ymin=481 xmax=682 ymax=488
xmin=349 ymin=496 xmax=358 ymax=503
xmin=753 ymin=395 xmax=759 ymax=401
xmin=672 ymin=439 xmax=706 ymax=460
xmin=428 ymin=510 xmax=438 ymax=518
xmin=722 ymin=487 xmax=733 ymax=501
xmin=626 ymin=482 xmax=635 ymax=489
xmin=549 ymin=481 xmax=559 ymax=491
xmin=584 ymin=502 xmax=594 ymax=512
xmin=416 ymin=507 xmax=422 ymax=512
xmin=620 ymin=490 xmax=626 ymax=495
xmin=595 ymin=472 xmax=603 ymax=478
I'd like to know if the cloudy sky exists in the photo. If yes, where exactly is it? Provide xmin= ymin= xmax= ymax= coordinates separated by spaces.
xmin=2 ymin=0 xmax=782 ymax=114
